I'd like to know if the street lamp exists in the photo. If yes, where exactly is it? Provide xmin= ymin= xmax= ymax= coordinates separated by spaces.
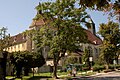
xmin=113 ymin=59 xmax=117 ymax=70
xmin=89 ymin=57 xmax=93 ymax=70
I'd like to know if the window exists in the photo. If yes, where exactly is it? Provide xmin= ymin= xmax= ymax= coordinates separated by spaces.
xmin=22 ymin=43 xmax=24 ymax=48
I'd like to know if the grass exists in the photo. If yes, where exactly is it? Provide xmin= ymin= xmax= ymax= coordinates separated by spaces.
xmin=6 ymin=71 xmax=95 ymax=80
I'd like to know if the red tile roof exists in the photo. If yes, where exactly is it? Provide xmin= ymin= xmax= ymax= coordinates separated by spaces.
xmin=9 ymin=33 xmax=27 ymax=45
xmin=84 ymin=30 xmax=102 ymax=45
xmin=9 ymin=29 xmax=102 ymax=46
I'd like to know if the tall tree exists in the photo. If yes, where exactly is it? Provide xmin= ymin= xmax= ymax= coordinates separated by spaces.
xmin=0 ymin=27 xmax=10 ymax=80
xmin=34 ymin=0 xmax=89 ymax=78
xmin=98 ymin=21 xmax=120 ymax=69
xmin=0 ymin=27 xmax=10 ymax=52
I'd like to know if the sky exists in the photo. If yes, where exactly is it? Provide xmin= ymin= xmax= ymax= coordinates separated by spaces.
xmin=0 ymin=0 xmax=108 ymax=36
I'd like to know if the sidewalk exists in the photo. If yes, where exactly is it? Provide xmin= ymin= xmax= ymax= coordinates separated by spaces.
xmin=90 ymin=70 xmax=120 ymax=77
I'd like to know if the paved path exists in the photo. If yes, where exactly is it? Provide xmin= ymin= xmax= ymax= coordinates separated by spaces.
xmin=92 ymin=71 xmax=120 ymax=77
xmin=69 ymin=70 xmax=120 ymax=80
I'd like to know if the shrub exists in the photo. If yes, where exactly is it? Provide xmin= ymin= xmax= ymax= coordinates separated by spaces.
xmin=93 ymin=65 xmax=105 ymax=72
xmin=109 ymin=64 xmax=115 ymax=69
xmin=109 ymin=64 xmax=120 ymax=69
xmin=116 ymin=64 xmax=120 ymax=69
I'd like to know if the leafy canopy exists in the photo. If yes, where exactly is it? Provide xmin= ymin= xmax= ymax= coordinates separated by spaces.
xmin=34 ymin=0 xmax=89 ymax=58
xmin=98 ymin=21 xmax=120 ymax=64
xmin=34 ymin=0 xmax=89 ymax=78
xmin=10 ymin=51 xmax=45 ymax=68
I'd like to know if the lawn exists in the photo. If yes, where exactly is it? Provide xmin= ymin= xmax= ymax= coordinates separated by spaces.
xmin=6 ymin=71 xmax=96 ymax=80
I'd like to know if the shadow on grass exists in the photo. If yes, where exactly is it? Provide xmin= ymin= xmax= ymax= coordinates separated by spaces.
xmin=28 ymin=76 xmax=52 ymax=80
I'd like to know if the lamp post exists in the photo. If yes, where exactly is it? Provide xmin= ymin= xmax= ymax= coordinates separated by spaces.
xmin=113 ymin=59 xmax=117 ymax=70
xmin=89 ymin=57 xmax=93 ymax=70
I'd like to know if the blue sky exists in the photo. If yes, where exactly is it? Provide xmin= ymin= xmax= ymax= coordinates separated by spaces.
xmin=0 ymin=0 xmax=108 ymax=36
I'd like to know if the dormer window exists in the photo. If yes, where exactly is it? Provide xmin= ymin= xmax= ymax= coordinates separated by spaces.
xmin=13 ymin=37 xmax=17 ymax=43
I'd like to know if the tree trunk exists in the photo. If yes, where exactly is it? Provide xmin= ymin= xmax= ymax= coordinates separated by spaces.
xmin=33 ymin=68 xmax=34 ymax=77
xmin=24 ymin=67 xmax=29 ymax=76
xmin=16 ymin=63 xmax=22 ymax=78
xmin=53 ymin=62 xmax=58 ymax=79
xmin=53 ymin=54 xmax=59 ymax=79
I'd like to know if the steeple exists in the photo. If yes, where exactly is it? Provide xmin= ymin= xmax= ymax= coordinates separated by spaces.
xmin=88 ymin=16 xmax=96 ymax=35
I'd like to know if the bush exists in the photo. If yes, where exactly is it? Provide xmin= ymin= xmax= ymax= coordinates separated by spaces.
xmin=109 ymin=65 xmax=115 ymax=69
xmin=116 ymin=64 xmax=120 ymax=69
xmin=93 ymin=65 xmax=105 ymax=72
xmin=109 ymin=64 xmax=120 ymax=69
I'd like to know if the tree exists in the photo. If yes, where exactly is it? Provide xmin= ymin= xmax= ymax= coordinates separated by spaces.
xmin=10 ymin=51 xmax=45 ymax=77
xmin=98 ymin=21 xmax=120 ymax=69
xmin=0 ymin=27 xmax=10 ymax=52
xmin=0 ymin=27 xmax=10 ymax=80
xmin=80 ymin=0 xmax=109 ymax=10
xmin=82 ymin=46 xmax=93 ymax=69
xmin=80 ymin=0 xmax=120 ymax=11
xmin=34 ymin=0 xmax=89 ymax=78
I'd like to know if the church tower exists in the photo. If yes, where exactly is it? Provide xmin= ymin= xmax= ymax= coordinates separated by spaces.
xmin=88 ymin=16 xmax=96 ymax=35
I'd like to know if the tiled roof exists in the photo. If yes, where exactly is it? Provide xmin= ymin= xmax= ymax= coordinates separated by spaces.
xmin=9 ymin=29 xmax=102 ymax=47
xmin=84 ymin=30 xmax=102 ymax=45
xmin=9 ymin=33 xmax=27 ymax=45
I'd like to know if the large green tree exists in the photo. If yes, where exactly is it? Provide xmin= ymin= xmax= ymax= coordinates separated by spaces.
xmin=34 ymin=0 xmax=89 ymax=78
xmin=98 ymin=21 xmax=120 ymax=69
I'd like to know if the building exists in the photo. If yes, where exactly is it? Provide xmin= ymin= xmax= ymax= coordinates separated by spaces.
xmin=29 ymin=16 xmax=102 ymax=64
xmin=4 ymin=16 xmax=102 ymax=67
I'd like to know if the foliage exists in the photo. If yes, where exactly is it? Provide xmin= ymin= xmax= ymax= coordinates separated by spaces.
xmin=82 ymin=48 xmax=89 ymax=63
xmin=10 ymin=51 xmax=45 ymax=77
xmin=98 ymin=21 xmax=120 ymax=69
xmin=0 ymin=27 xmax=10 ymax=52
xmin=82 ymin=47 xmax=93 ymax=68
xmin=80 ymin=0 xmax=120 ymax=21
xmin=80 ymin=0 xmax=109 ymax=10
xmin=80 ymin=0 xmax=120 ymax=11
xmin=93 ymin=64 xmax=120 ymax=72
xmin=92 ymin=65 xmax=105 ymax=72
xmin=65 ymin=56 xmax=79 ymax=65
xmin=34 ymin=0 xmax=89 ymax=78
xmin=94 ymin=58 xmax=105 ymax=65
xmin=0 ymin=27 xmax=10 ymax=79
